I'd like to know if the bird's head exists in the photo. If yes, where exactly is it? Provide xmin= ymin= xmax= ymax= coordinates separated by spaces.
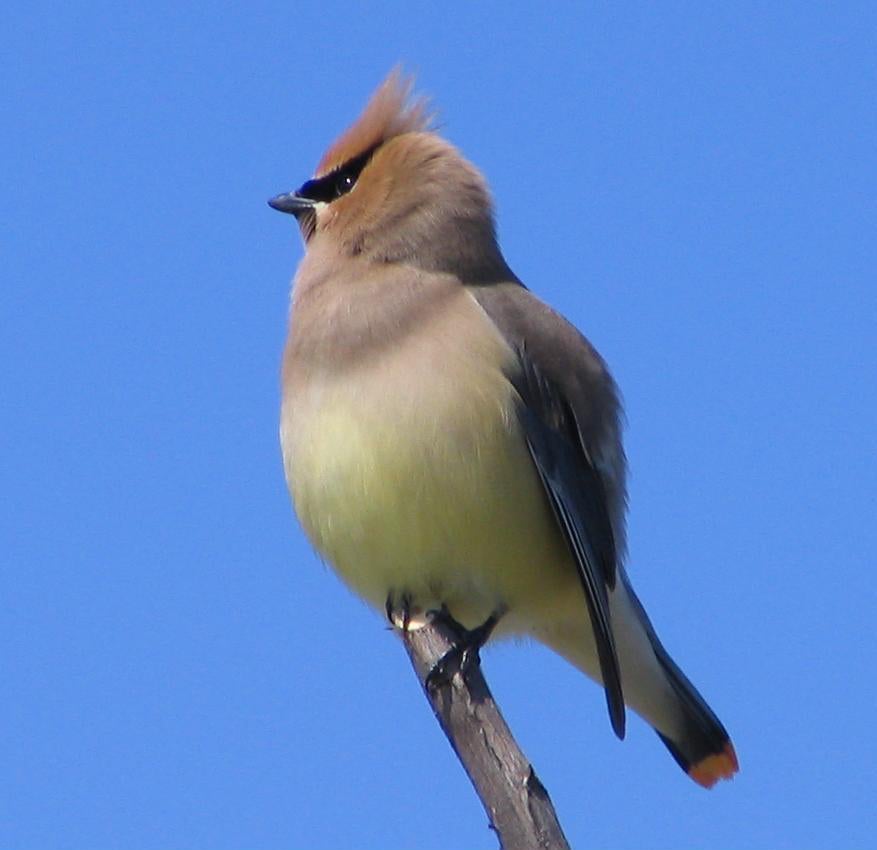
xmin=270 ymin=69 xmax=510 ymax=282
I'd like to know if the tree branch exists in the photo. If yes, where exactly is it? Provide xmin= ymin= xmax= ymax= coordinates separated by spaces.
xmin=400 ymin=617 xmax=572 ymax=850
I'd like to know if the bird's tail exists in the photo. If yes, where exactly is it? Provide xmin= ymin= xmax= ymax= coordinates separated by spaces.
xmin=647 ymin=634 xmax=738 ymax=787
xmin=538 ymin=572 xmax=738 ymax=788
xmin=619 ymin=574 xmax=738 ymax=788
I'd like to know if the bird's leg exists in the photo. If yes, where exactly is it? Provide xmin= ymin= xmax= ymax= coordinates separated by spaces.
xmin=425 ymin=605 xmax=505 ymax=691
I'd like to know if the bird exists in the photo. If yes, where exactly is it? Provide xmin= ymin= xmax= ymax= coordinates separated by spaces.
xmin=269 ymin=69 xmax=738 ymax=788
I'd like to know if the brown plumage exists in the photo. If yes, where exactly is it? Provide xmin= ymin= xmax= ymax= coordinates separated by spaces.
xmin=269 ymin=69 xmax=738 ymax=788
xmin=315 ymin=67 xmax=431 ymax=177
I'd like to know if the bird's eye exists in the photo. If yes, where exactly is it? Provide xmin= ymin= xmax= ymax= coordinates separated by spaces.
xmin=334 ymin=171 xmax=356 ymax=198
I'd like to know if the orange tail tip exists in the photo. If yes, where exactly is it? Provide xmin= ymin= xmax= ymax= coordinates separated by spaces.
xmin=688 ymin=742 xmax=739 ymax=789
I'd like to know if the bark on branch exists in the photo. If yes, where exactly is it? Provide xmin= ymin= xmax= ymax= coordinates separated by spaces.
xmin=400 ymin=618 xmax=572 ymax=850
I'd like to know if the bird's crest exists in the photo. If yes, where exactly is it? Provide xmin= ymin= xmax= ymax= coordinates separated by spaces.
xmin=315 ymin=67 xmax=432 ymax=177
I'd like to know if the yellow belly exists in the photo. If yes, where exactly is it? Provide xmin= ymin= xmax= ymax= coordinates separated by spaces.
xmin=281 ymin=351 xmax=575 ymax=629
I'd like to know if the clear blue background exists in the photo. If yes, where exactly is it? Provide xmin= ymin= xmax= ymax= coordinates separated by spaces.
xmin=3 ymin=3 xmax=875 ymax=848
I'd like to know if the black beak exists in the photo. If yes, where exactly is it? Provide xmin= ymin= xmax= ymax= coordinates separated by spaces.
xmin=268 ymin=191 xmax=317 ymax=216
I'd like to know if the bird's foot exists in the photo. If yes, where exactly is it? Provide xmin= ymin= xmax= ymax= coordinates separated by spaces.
xmin=385 ymin=590 xmax=430 ymax=632
xmin=424 ymin=606 xmax=502 ymax=691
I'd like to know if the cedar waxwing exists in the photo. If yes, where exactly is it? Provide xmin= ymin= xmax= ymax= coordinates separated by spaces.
xmin=269 ymin=70 xmax=738 ymax=788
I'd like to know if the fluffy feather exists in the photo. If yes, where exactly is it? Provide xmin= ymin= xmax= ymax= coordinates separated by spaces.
xmin=315 ymin=67 xmax=432 ymax=177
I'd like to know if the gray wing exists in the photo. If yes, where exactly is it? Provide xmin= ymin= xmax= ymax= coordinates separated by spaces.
xmin=471 ymin=281 xmax=627 ymax=739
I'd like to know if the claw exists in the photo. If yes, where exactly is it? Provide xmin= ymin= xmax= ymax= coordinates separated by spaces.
xmin=384 ymin=594 xmax=395 ymax=625
xmin=385 ymin=590 xmax=413 ymax=631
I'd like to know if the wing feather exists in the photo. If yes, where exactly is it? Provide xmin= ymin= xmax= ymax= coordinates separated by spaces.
xmin=512 ymin=351 xmax=626 ymax=739
xmin=470 ymin=283 xmax=627 ymax=738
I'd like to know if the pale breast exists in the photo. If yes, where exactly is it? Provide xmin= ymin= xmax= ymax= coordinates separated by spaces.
xmin=280 ymin=287 xmax=575 ymax=624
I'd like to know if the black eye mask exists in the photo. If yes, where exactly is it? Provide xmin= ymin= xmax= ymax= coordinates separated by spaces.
xmin=296 ymin=146 xmax=377 ymax=204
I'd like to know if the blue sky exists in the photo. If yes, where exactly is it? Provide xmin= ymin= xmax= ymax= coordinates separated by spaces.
xmin=3 ymin=3 xmax=876 ymax=848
